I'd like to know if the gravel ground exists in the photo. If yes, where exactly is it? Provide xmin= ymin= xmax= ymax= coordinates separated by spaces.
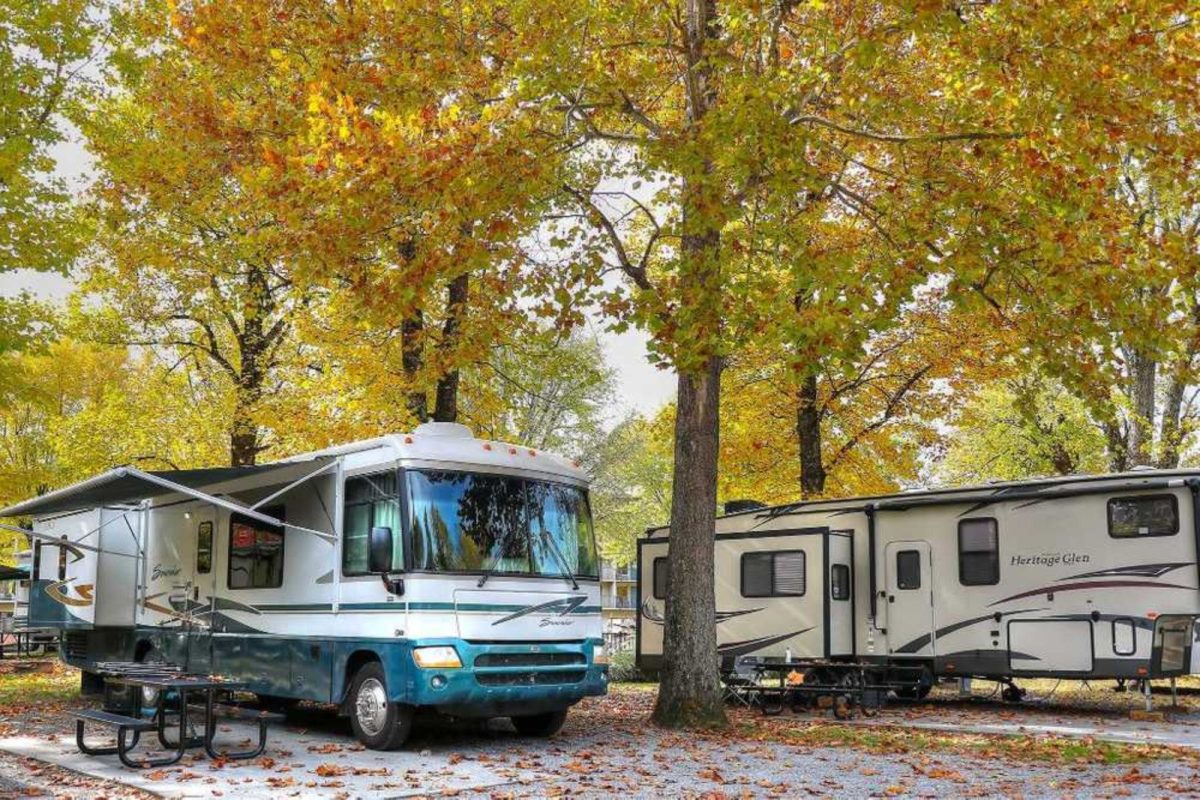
xmin=5 ymin=665 xmax=1200 ymax=798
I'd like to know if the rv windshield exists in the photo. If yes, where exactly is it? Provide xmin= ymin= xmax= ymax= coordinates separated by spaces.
xmin=408 ymin=470 xmax=598 ymax=579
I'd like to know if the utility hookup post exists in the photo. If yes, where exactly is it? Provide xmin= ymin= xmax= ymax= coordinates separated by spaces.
xmin=1143 ymin=679 xmax=1153 ymax=713
xmin=957 ymin=677 xmax=972 ymax=698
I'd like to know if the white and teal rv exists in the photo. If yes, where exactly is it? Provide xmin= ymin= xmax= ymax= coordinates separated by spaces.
xmin=2 ymin=423 xmax=607 ymax=749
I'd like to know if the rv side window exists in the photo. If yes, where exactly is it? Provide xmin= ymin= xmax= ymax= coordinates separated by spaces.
xmin=1107 ymin=495 xmax=1178 ymax=538
xmin=741 ymin=551 xmax=806 ymax=597
xmin=958 ymin=518 xmax=999 ymax=586
xmin=895 ymin=550 xmax=921 ymax=590
xmin=652 ymin=557 xmax=668 ymax=600
xmin=197 ymin=521 xmax=213 ymax=575
xmin=830 ymin=564 xmax=851 ymax=601
xmin=228 ymin=506 xmax=285 ymax=590
xmin=343 ymin=472 xmax=403 ymax=575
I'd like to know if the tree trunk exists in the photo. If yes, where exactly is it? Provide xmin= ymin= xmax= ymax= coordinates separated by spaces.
xmin=652 ymin=0 xmax=725 ymax=729
xmin=796 ymin=372 xmax=825 ymax=497
xmin=1126 ymin=349 xmax=1157 ymax=466
xmin=402 ymin=310 xmax=427 ymax=423
xmin=652 ymin=358 xmax=725 ymax=728
xmin=1157 ymin=364 xmax=1186 ymax=469
xmin=1103 ymin=418 xmax=1128 ymax=473
xmin=433 ymin=273 xmax=469 ymax=423
xmin=229 ymin=266 xmax=270 ymax=466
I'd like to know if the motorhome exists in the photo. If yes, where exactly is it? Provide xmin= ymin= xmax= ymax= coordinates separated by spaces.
xmin=2 ymin=423 xmax=607 ymax=749
xmin=638 ymin=470 xmax=1200 ymax=700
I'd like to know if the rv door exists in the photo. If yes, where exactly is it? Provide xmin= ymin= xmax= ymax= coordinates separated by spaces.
xmin=186 ymin=506 xmax=218 ymax=674
xmin=884 ymin=541 xmax=935 ymax=657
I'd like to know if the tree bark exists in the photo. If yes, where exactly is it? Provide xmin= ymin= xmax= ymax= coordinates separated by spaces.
xmin=402 ymin=310 xmax=427 ymax=423
xmin=796 ymin=372 xmax=825 ymax=497
xmin=1126 ymin=349 xmax=1157 ymax=466
xmin=1158 ymin=361 xmax=1187 ymax=469
xmin=651 ymin=0 xmax=726 ymax=729
xmin=433 ymin=273 xmax=469 ymax=423
xmin=652 ymin=358 xmax=725 ymax=728
xmin=229 ymin=265 xmax=271 ymax=466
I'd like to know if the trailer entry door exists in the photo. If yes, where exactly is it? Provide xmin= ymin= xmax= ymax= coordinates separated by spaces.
xmin=885 ymin=541 xmax=934 ymax=656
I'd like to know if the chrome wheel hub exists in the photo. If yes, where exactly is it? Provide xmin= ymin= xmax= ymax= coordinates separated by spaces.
xmin=355 ymin=677 xmax=389 ymax=737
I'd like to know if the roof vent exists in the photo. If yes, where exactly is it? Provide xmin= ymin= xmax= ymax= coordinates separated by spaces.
xmin=412 ymin=422 xmax=474 ymax=439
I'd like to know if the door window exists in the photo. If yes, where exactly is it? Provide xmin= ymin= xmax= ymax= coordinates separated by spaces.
xmin=830 ymin=564 xmax=851 ymax=601
xmin=197 ymin=521 xmax=213 ymax=574
xmin=895 ymin=550 xmax=921 ymax=590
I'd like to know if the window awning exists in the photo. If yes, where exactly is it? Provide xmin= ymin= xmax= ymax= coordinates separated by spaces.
xmin=0 ymin=459 xmax=336 ymax=525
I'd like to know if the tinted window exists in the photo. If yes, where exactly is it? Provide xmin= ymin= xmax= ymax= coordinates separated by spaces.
xmin=197 ymin=521 xmax=213 ymax=574
xmin=1108 ymin=495 xmax=1178 ymax=538
xmin=343 ymin=472 xmax=403 ymax=575
xmin=741 ymin=551 xmax=806 ymax=597
xmin=959 ymin=518 xmax=999 ymax=586
xmin=228 ymin=506 xmax=285 ymax=590
xmin=653 ymin=556 xmax=668 ymax=599
xmin=830 ymin=564 xmax=851 ymax=601
xmin=896 ymin=550 xmax=921 ymax=590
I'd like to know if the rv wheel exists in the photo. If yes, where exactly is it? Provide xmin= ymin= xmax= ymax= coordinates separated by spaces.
xmin=348 ymin=662 xmax=413 ymax=750
xmin=511 ymin=708 xmax=569 ymax=737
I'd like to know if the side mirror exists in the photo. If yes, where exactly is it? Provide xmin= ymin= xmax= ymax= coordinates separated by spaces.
xmin=368 ymin=526 xmax=393 ymax=574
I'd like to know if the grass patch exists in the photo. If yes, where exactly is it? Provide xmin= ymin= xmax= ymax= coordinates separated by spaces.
xmin=0 ymin=663 xmax=80 ymax=707
xmin=738 ymin=718 xmax=1190 ymax=765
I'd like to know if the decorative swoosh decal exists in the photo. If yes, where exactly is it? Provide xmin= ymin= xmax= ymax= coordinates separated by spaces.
xmin=45 ymin=579 xmax=93 ymax=608
xmin=491 ymin=595 xmax=586 ymax=625
xmin=989 ymin=580 xmax=1195 ymax=607
xmin=1060 ymin=562 xmax=1192 ymax=580
xmin=718 ymin=628 xmax=815 ymax=657
xmin=640 ymin=599 xmax=764 ymax=626
xmin=892 ymin=607 xmax=1048 ymax=654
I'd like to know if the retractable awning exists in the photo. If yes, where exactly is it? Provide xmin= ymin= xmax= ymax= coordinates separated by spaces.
xmin=0 ymin=458 xmax=336 ymax=529
xmin=0 ymin=564 xmax=28 ymax=580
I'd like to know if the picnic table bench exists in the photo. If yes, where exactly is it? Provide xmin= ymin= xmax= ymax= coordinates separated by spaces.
xmin=722 ymin=658 xmax=930 ymax=719
xmin=73 ymin=661 xmax=279 ymax=768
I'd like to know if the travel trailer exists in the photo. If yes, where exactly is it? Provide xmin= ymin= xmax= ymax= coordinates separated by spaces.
xmin=1 ymin=424 xmax=607 ymax=748
xmin=638 ymin=470 xmax=1200 ymax=700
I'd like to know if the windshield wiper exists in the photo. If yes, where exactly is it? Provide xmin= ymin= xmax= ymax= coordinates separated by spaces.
xmin=535 ymin=525 xmax=580 ymax=590
xmin=477 ymin=531 xmax=512 ymax=588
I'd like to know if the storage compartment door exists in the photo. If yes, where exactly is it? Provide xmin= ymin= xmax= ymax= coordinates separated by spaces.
xmin=1008 ymin=620 xmax=1094 ymax=673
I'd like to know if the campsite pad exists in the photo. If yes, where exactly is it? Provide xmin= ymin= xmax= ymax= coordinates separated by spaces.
xmin=0 ymin=722 xmax=539 ymax=799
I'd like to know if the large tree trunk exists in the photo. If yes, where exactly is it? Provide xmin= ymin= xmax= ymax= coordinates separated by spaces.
xmin=652 ymin=358 xmax=724 ymax=728
xmin=1157 ymin=364 xmax=1187 ymax=469
xmin=1126 ymin=349 xmax=1157 ymax=466
xmin=796 ymin=372 xmax=825 ymax=497
xmin=402 ymin=310 xmax=427 ymax=423
xmin=433 ymin=273 xmax=469 ymax=423
xmin=652 ymin=0 xmax=725 ymax=729
xmin=229 ymin=266 xmax=270 ymax=466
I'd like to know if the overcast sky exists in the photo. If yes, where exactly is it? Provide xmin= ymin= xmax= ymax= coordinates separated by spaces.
xmin=8 ymin=136 xmax=677 ymax=422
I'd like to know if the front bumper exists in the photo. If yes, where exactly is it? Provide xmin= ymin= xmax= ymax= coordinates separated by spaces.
xmin=401 ymin=638 xmax=608 ymax=717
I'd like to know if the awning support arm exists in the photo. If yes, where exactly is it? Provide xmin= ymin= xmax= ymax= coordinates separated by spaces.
xmin=250 ymin=460 xmax=339 ymax=511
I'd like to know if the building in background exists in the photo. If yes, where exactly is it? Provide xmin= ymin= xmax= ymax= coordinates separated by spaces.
xmin=600 ymin=559 xmax=637 ymax=651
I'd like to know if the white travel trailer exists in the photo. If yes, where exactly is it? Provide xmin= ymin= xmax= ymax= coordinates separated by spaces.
xmin=638 ymin=471 xmax=1200 ymax=699
xmin=3 ymin=424 xmax=607 ymax=748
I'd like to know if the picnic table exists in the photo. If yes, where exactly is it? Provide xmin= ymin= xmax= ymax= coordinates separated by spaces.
xmin=723 ymin=659 xmax=929 ymax=719
xmin=74 ymin=661 xmax=281 ymax=769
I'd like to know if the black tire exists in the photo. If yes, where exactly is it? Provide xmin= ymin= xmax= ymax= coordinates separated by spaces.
xmin=347 ymin=662 xmax=413 ymax=750
xmin=511 ymin=708 xmax=568 ymax=737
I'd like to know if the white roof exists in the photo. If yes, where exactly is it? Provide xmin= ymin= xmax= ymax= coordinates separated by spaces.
xmin=285 ymin=423 xmax=589 ymax=485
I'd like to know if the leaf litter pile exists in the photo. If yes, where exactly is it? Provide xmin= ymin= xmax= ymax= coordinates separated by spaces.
xmin=3 ymin=668 xmax=1200 ymax=797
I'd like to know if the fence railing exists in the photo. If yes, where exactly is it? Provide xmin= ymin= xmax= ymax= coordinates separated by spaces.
xmin=603 ymin=630 xmax=634 ymax=653
xmin=601 ymin=594 xmax=637 ymax=610
xmin=600 ymin=566 xmax=638 ymax=582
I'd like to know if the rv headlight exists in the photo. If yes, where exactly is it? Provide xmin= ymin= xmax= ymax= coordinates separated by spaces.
xmin=593 ymin=641 xmax=608 ymax=666
xmin=412 ymin=646 xmax=462 ymax=669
